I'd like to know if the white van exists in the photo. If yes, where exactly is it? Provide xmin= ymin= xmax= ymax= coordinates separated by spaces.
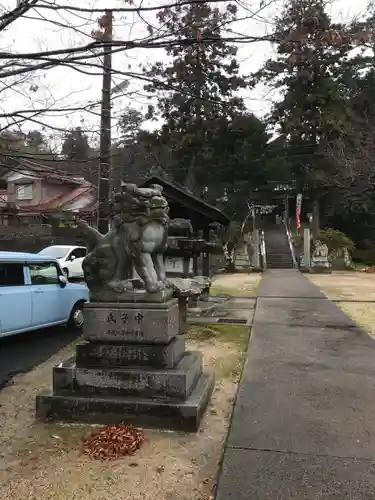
xmin=38 ymin=245 xmax=87 ymax=278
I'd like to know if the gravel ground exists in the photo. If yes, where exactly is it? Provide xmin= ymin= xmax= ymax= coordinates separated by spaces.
xmin=0 ymin=325 xmax=249 ymax=500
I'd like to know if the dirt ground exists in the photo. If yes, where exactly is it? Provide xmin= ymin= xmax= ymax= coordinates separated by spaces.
xmin=308 ymin=271 xmax=375 ymax=301
xmin=308 ymin=271 xmax=375 ymax=338
xmin=211 ymin=273 xmax=262 ymax=297
xmin=0 ymin=325 xmax=249 ymax=500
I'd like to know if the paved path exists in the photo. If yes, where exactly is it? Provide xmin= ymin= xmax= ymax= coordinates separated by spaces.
xmin=0 ymin=327 xmax=80 ymax=390
xmin=216 ymin=270 xmax=375 ymax=499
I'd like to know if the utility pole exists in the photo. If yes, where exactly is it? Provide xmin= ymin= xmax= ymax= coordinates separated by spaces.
xmin=186 ymin=1 xmax=203 ymax=192
xmin=97 ymin=9 xmax=113 ymax=234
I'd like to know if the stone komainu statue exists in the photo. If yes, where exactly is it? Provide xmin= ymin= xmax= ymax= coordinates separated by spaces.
xmin=76 ymin=183 xmax=169 ymax=295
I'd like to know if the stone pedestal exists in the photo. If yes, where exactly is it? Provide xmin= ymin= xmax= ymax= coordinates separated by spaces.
xmin=309 ymin=239 xmax=332 ymax=274
xmin=234 ymin=245 xmax=251 ymax=272
xmin=36 ymin=298 xmax=214 ymax=432
xmin=310 ymin=259 xmax=332 ymax=273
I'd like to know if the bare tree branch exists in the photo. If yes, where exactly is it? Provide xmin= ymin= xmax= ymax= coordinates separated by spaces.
xmin=0 ymin=0 xmax=40 ymax=32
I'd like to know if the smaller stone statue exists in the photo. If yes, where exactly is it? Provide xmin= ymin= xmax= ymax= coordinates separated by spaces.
xmin=311 ymin=239 xmax=331 ymax=271
xmin=313 ymin=240 xmax=329 ymax=259
xmin=79 ymin=183 xmax=170 ymax=298
xmin=343 ymin=248 xmax=354 ymax=269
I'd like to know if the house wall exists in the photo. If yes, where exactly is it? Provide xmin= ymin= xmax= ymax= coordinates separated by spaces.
xmin=6 ymin=170 xmax=76 ymax=207
xmin=7 ymin=179 xmax=42 ymax=206
xmin=0 ymin=190 xmax=8 ymax=205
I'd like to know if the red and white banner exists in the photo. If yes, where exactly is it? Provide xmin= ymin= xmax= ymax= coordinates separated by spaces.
xmin=296 ymin=193 xmax=302 ymax=230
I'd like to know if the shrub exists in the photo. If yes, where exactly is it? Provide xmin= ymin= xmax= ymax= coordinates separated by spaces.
xmin=318 ymin=228 xmax=355 ymax=253
xmin=352 ymin=248 xmax=375 ymax=266
xmin=292 ymin=231 xmax=303 ymax=248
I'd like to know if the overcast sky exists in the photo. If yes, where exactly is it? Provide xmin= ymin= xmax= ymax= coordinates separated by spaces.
xmin=0 ymin=0 xmax=370 ymax=146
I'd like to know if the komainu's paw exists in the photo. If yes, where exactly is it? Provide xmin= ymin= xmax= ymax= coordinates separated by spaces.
xmin=107 ymin=280 xmax=133 ymax=292
xmin=147 ymin=281 xmax=166 ymax=293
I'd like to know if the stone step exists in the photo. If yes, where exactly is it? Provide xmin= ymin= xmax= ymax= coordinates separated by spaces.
xmin=267 ymin=265 xmax=295 ymax=269
xmin=235 ymin=260 xmax=250 ymax=266
xmin=76 ymin=336 xmax=185 ymax=370
xmin=267 ymin=259 xmax=294 ymax=263
xmin=53 ymin=351 xmax=203 ymax=401
xmin=267 ymin=255 xmax=293 ymax=258
xmin=267 ymin=258 xmax=293 ymax=261
xmin=36 ymin=371 xmax=215 ymax=432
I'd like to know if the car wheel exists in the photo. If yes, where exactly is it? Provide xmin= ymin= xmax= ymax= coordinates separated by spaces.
xmin=67 ymin=302 xmax=84 ymax=332
xmin=63 ymin=267 xmax=69 ymax=278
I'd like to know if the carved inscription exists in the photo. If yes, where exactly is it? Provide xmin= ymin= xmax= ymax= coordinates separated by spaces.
xmin=106 ymin=328 xmax=144 ymax=340
xmin=125 ymin=348 xmax=149 ymax=362
xmin=168 ymin=305 xmax=179 ymax=330
xmin=102 ymin=310 xmax=147 ymax=338
xmin=84 ymin=305 xmax=178 ymax=343
xmin=107 ymin=312 xmax=117 ymax=324
xmin=106 ymin=311 xmax=143 ymax=326
xmin=135 ymin=312 xmax=143 ymax=324
xmin=100 ymin=346 xmax=149 ymax=362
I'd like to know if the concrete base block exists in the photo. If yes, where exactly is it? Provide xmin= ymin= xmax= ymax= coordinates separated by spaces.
xmin=36 ymin=371 xmax=215 ymax=432
xmin=76 ymin=336 xmax=185 ymax=369
xmin=53 ymin=351 xmax=202 ymax=401
xmin=83 ymin=299 xmax=179 ymax=344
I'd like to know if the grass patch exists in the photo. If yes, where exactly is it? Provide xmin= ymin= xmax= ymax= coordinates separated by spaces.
xmin=210 ymin=284 xmax=258 ymax=298
xmin=186 ymin=323 xmax=250 ymax=348
xmin=210 ymin=286 xmax=232 ymax=298
xmin=354 ymin=262 xmax=370 ymax=271
xmin=71 ymin=335 xmax=84 ymax=348
xmin=186 ymin=324 xmax=250 ymax=381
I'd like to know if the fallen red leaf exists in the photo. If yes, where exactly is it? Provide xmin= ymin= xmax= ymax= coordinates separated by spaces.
xmin=82 ymin=424 xmax=144 ymax=460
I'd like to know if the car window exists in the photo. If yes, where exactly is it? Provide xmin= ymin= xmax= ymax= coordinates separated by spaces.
xmin=68 ymin=249 xmax=78 ymax=260
xmin=74 ymin=248 xmax=87 ymax=258
xmin=68 ymin=249 xmax=77 ymax=260
xmin=29 ymin=262 xmax=60 ymax=285
xmin=0 ymin=263 xmax=25 ymax=286
xmin=38 ymin=247 xmax=68 ymax=259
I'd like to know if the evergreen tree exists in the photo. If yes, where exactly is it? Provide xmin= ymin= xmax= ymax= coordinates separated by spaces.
xmin=117 ymin=106 xmax=144 ymax=147
xmin=61 ymin=127 xmax=91 ymax=160
xmin=143 ymin=1 xmax=246 ymax=190
xmin=196 ymin=113 xmax=271 ymax=213
xmin=253 ymin=0 xmax=356 ymax=232
xmin=26 ymin=130 xmax=45 ymax=149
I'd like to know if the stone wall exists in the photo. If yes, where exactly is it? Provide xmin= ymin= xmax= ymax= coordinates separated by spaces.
xmin=0 ymin=224 xmax=85 ymax=253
